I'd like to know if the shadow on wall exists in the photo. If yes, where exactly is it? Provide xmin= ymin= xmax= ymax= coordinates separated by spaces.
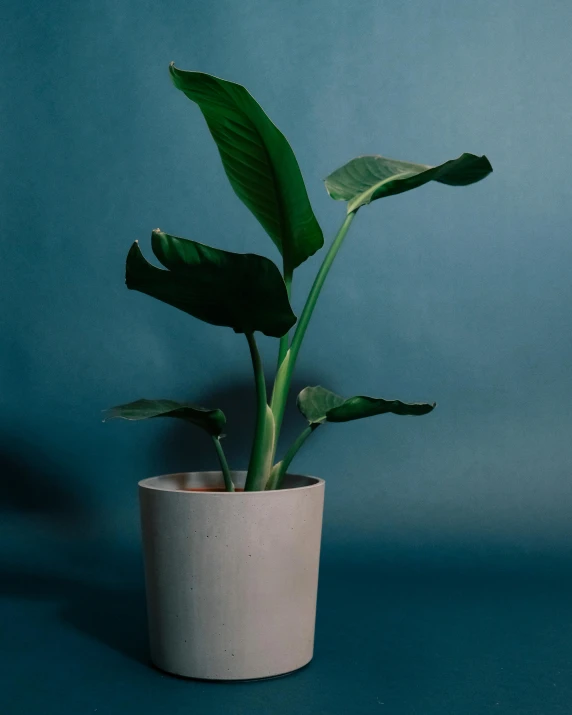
xmin=0 ymin=435 xmax=147 ymax=662
xmin=0 ymin=375 xmax=328 ymax=667
xmin=155 ymin=373 xmax=326 ymax=476
xmin=0 ymin=437 xmax=90 ymax=532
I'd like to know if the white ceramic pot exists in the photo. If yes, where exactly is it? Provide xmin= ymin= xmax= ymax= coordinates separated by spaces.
xmin=139 ymin=470 xmax=325 ymax=681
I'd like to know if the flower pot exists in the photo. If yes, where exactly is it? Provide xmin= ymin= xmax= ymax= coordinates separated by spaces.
xmin=138 ymin=470 xmax=325 ymax=681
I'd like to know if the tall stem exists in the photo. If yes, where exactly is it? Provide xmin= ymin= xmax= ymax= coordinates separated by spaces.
xmin=271 ymin=211 xmax=357 ymax=444
xmin=212 ymin=436 xmax=235 ymax=492
xmin=244 ymin=332 xmax=271 ymax=491
xmin=265 ymin=423 xmax=319 ymax=490
xmin=277 ymin=262 xmax=293 ymax=369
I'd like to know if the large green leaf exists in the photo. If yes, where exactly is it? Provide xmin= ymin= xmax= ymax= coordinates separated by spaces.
xmin=325 ymin=152 xmax=492 ymax=213
xmin=103 ymin=398 xmax=226 ymax=436
xmin=169 ymin=64 xmax=324 ymax=271
xmin=126 ymin=230 xmax=297 ymax=338
xmin=297 ymin=385 xmax=436 ymax=424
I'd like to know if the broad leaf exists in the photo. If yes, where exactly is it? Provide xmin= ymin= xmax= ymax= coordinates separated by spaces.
xmin=297 ymin=385 xmax=436 ymax=424
xmin=126 ymin=230 xmax=297 ymax=338
xmin=169 ymin=64 xmax=324 ymax=270
xmin=325 ymin=152 xmax=492 ymax=213
xmin=104 ymin=398 xmax=226 ymax=436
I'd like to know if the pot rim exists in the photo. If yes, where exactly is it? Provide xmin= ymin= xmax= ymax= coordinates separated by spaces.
xmin=138 ymin=470 xmax=324 ymax=494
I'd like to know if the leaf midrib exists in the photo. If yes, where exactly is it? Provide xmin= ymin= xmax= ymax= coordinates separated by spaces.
xmin=218 ymin=80 xmax=289 ymax=266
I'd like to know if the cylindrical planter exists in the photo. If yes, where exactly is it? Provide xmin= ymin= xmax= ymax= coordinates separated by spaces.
xmin=139 ymin=470 xmax=325 ymax=681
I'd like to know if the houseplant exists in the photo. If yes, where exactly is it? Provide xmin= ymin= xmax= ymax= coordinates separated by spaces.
xmin=105 ymin=63 xmax=493 ymax=680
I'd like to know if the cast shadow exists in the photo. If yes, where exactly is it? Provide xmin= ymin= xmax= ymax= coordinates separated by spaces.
xmin=8 ymin=388 xmax=570 ymax=708
xmin=5 ymin=550 xmax=572 ymax=708
xmin=0 ymin=434 xmax=148 ymax=664
xmin=1 ymin=373 xmax=331 ymax=667
xmin=0 ymin=436 xmax=88 ymax=529
xmin=0 ymin=563 xmax=149 ymax=665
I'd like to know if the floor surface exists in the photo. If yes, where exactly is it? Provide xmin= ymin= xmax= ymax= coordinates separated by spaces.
xmin=2 ymin=543 xmax=572 ymax=714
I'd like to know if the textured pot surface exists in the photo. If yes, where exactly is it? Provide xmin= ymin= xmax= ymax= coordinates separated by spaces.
xmin=139 ymin=471 xmax=325 ymax=681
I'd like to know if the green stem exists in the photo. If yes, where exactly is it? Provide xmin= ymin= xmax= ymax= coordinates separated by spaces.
xmin=244 ymin=332 xmax=270 ymax=491
xmin=212 ymin=436 xmax=235 ymax=492
xmin=270 ymin=211 xmax=357 ymax=444
xmin=277 ymin=263 xmax=293 ymax=369
xmin=266 ymin=423 xmax=319 ymax=490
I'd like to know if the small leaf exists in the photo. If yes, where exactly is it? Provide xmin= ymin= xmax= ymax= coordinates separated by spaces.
xmin=325 ymin=153 xmax=492 ymax=213
xmin=103 ymin=398 xmax=226 ymax=436
xmin=297 ymin=385 xmax=436 ymax=424
xmin=126 ymin=230 xmax=297 ymax=338
xmin=296 ymin=385 xmax=346 ymax=423
xmin=169 ymin=64 xmax=324 ymax=271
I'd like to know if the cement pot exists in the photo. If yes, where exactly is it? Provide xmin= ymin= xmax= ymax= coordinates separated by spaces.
xmin=139 ymin=470 xmax=325 ymax=681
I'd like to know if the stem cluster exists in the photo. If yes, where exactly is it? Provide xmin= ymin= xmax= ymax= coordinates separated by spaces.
xmin=214 ymin=211 xmax=358 ymax=491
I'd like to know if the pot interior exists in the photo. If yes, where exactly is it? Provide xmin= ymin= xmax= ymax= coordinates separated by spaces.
xmin=139 ymin=471 xmax=322 ymax=493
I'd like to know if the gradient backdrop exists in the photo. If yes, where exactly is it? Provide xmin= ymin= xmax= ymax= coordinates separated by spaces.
xmin=2 ymin=1 xmax=572 ymax=713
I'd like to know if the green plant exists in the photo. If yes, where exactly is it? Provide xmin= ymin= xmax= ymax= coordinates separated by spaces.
xmin=105 ymin=63 xmax=492 ymax=491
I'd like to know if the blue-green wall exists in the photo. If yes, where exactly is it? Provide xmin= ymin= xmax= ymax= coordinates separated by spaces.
xmin=2 ymin=0 xmax=572 ymax=567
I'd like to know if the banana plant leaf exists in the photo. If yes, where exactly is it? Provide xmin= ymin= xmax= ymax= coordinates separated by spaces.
xmin=325 ymin=152 xmax=492 ymax=213
xmin=297 ymin=385 xmax=436 ymax=424
xmin=169 ymin=64 xmax=324 ymax=271
xmin=103 ymin=398 xmax=226 ymax=436
xmin=126 ymin=230 xmax=297 ymax=338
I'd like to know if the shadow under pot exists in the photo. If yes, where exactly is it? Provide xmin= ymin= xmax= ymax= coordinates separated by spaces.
xmin=139 ymin=471 xmax=325 ymax=681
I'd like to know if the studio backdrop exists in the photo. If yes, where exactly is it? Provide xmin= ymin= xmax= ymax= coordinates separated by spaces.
xmin=2 ymin=0 xmax=571 ymax=574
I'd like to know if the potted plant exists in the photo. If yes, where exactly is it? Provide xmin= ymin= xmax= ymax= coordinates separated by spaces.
xmin=105 ymin=63 xmax=493 ymax=681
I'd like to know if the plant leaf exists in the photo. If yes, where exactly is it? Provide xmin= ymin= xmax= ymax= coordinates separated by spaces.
xmin=126 ymin=230 xmax=297 ymax=338
xmin=169 ymin=64 xmax=324 ymax=271
xmin=325 ymin=152 xmax=493 ymax=213
xmin=103 ymin=398 xmax=226 ymax=436
xmin=297 ymin=385 xmax=436 ymax=424
xmin=296 ymin=385 xmax=346 ymax=423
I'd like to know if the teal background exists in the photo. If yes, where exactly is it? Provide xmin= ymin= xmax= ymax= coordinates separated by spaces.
xmin=2 ymin=0 xmax=572 ymax=712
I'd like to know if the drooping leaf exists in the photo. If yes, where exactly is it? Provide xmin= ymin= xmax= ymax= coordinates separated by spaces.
xmin=297 ymin=385 xmax=436 ymax=424
xmin=325 ymin=152 xmax=493 ymax=213
xmin=103 ymin=398 xmax=226 ymax=436
xmin=169 ymin=64 xmax=324 ymax=271
xmin=126 ymin=230 xmax=297 ymax=338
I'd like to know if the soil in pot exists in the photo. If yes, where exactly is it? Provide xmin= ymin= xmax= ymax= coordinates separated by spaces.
xmin=182 ymin=487 xmax=245 ymax=492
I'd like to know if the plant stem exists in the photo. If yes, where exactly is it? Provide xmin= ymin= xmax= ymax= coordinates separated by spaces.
xmin=266 ymin=423 xmax=319 ymax=490
xmin=244 ymin=331 xmax=271 ymax=491
xmin=270 ymin=210 xmax=357 ymax=445
xmin=212 ymin=436 xmax=235 ymax=491
xmin=276 ymin=262 xmax=293 ymax=370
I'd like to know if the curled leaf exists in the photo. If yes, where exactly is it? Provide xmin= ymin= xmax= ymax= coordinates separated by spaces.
xmin=103 ymin=398 xmax=226 ymax=436
xmin=325 ymin=152 xmax=492 ymax=213
xmin=297 ymin=385 xmax=436 ymax=424
xmin=126 ymin=230 xmax=297 ymax=338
